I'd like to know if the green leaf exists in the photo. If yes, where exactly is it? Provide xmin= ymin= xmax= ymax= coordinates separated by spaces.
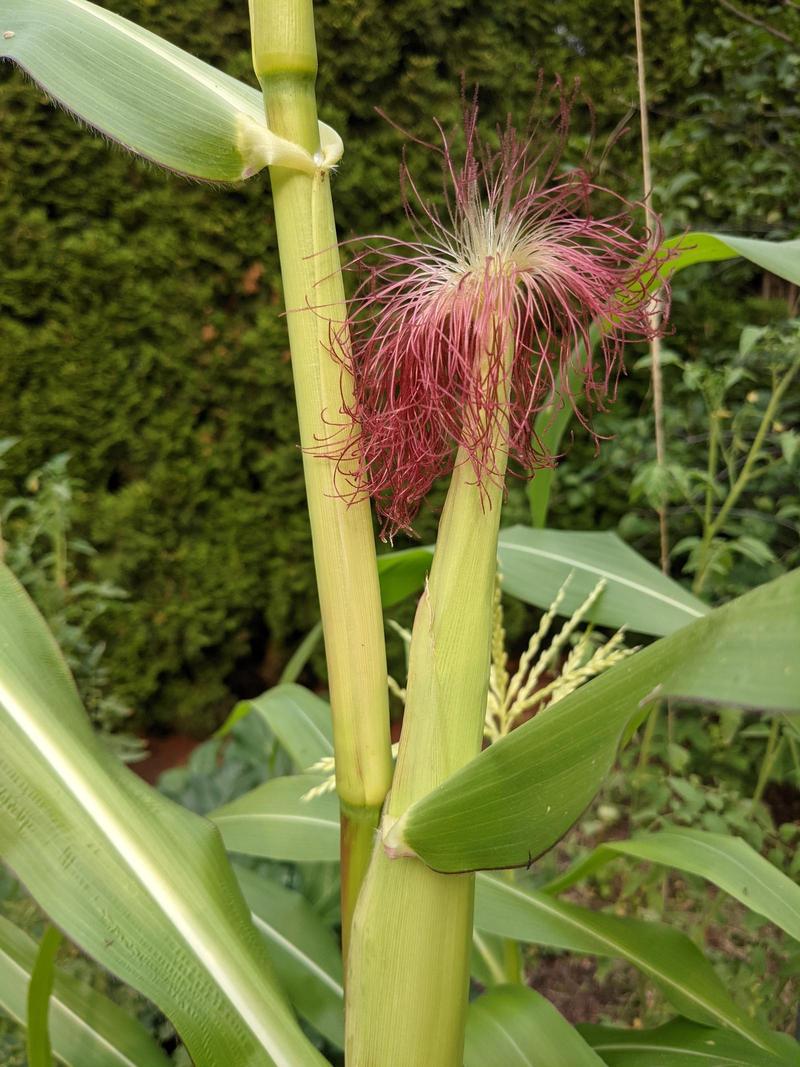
xmin=663 ymin=233 xmax=800 ymax=287
xmin=211 ymin=775 xmax=340 ymax=863
xmin=473 ymin=876 xmax=789 ymax=1059
xmin=0 ymin=563 xmax=325 ymax=1067
xmin=27 ymin=926 xmax=62 ymax=1067
xmin=497 ymin=526 xmax=708 ymax=637
xmin=528 ymin=328 xmax=599 ymax=529
xmin=377 ymin=548 xmax=433 ymax=608
xmin=0 ymin=915 xmax=171 ymax=1067
xmin=464 ymin=985 xmax=605 ymax=1066
xmin=0 ymin=0 xmax=338 ymax=181
xmin=235 ymin=867 xmax=344 ymax=1049
xmin=545 ymin=829 xmax=800 ymax=942
xmin=241 ymin=685 xmax=333 ymax=771
xmin=579 ymin=1018 xmax=794 ymax=1066
xmin=391 ymin=570 xmax=800 ymax=873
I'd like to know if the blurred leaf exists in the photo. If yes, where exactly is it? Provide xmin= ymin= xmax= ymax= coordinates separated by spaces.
xmin=663 ymin=233 xmax=800 ymax=286
xmin=0 ymin=0 xmax=337 ymax=181
xmin=211 ymin=775 xmax=340 ymax=862
xmin=391 ymin=570 xmax=800 ymax=872
xmin=377 ymin=549 xmax=432 ymax=607
xmin=235 ymin=867 xmax=344 ymax=1049
xmin=0 ymin=915 xmax=170 ymax=1067
xmin=27 ymin=926 xmax=62 ymax=1067
xmin=579 ymin=1018 xmax=794 ymax=1066
xmin=222 ymin=685 xmax=333 ymax=771
xmin=545 ymin=829 xmax=800 ymax=942
xmin=464 ymin=985 xmax=605 ymax=1066
xmin=0 ymin=563 xmax=324 ymax=1067
xmin=473 ymin=876 xmax=790 ymax=1059
xmin=497 ymin=526 xmax=708 ymax=636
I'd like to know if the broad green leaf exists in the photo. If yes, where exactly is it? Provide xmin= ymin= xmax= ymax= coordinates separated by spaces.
xmin=27 ymin=926 xmax=62 ymax=1067
xmin=211 ymin=775 xmax=340 ymax=863
xmin=0 ymin=0 xmax=341 ymax=181
xmin=236 ymin=867 xmax=344 ymax=1049
xmin=279 ymin=622 xmax=324 ymax=686
xmin=579 ymin=1018 xmax=793 ymax=1066
xmin=0 ymin=915 xmax=170 ymax=1067
xmin=233 ymin=685 xmax=333 ymax=771
xmin=0 ymin=563 xmax=325 ymax=1067
xmin=545 ymin=829 xmax=800 ymax=942
xmin=377 ymin=548 xmax=433 ymax=608
xmin=392 ymin=570 xmax=800 ymax=873
xmin=664 ymin=233 xmax=800 ymax=287
xmin=464 ymin=985 xmax=605 ymax=1066
xmin=497 ymin=526 xmax=708 ymax=636
xmin=473 ymin=876 xmax=790 ymax=1060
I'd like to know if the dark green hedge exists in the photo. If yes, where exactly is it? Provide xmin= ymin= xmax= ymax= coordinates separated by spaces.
xmin=1 ymin=0 xmax=797 ymax=730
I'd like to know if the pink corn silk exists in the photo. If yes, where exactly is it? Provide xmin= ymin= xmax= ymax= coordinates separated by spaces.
xmin=329 ymin=95 xmax=667 ymax=537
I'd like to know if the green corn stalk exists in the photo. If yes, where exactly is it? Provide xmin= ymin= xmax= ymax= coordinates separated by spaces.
xmin=247 ymin=0 xmax=392 ymax=954
xmin=346 ymin=340 xmax=512 ymax=1066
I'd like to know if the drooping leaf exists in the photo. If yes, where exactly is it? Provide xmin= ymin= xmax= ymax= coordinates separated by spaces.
xmin=27 ymin=926 xmax=62 ymax=1067
xmin=390 ymin=570 xmax=800 ymax=872
xmin=211 ymin=775 xmax=340 ymax=863
xmin=545 ymin=829 xmax=800 ymax=942
xmin=464 ymin=985 xmax=605 ymax=1066
xmin=0 ymin=563 xmax=325 ymax=1067
xmin=497 ymin=526 xmax=708 ymax=636
xmin=235 ymin=867 xmax=344 ymax=1049
xmin=220 ymin=686 xmax=333 ymax=771
xmin=579 ymin=1018 xmax=794 ymax=1066
xmin=0 ymin=915 xmax=171 ymax=1067
xmin=0 ymin=0 xmax=341 ymax=181
xmin=663 ymin=233 xmax=800 ymax=287
xmin=473 ymin=876 xmax=792 ymax=1061
xmin=377 ymin=548 xmax=433 ymax=608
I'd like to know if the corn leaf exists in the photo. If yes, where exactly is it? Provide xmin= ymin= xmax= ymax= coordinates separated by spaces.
xmin=545 ymin=829 xmax=800 ymax=942
xmin=391 ymin=569 xmax=800 ymax=872
xmin=211 ymin=775 xmax=340 ymax=863
xmin=236 ymin=867 xmax=344 ymax=1049
xmin=224 ymin=685 xmax=334 ymax=771
xmin=0 ymin=914 xmax=171 ymax=1067
xmin=0 ymin=563 xmax=325 ymax=1067
xmin=664 ymin=233 xmax=800 ymax=286
xmin=578 ymin=1019 xmax=794 ymax=1066
xmin=0 ymin=0 xmax=338 ymax=181
xmin=473 ymin=876 xmax=795 ymax=1061
xmin=464 ymin=985 xmax=605 ymax=1066
xmin=26 ymin=925 xmax=62 ymax=1067
xmin=377 ymin=549 xmax=434 ymax=608
xmin=497 ymin=526 xmax=708 ymax=636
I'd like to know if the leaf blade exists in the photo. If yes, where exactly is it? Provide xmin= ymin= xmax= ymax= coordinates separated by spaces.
xmin=395 ymin=570 xmax=800 ymax=873
xmin=497 ymin=526 xmax=708 ymax=637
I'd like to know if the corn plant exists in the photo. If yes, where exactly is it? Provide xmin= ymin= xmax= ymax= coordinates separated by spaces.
xmin=2 ymin=2 xmax=800 ymax=1065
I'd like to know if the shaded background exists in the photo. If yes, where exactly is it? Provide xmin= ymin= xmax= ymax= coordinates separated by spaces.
xmin=1 ymin=0 xmax=798 ymax=733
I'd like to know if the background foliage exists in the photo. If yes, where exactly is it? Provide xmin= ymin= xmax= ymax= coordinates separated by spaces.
xmin=1 ymin=0 xmax=798 ymax=731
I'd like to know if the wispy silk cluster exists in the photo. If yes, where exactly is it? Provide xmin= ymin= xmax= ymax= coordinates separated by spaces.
xmin=338 ymin=96 xmax=667 ymax=535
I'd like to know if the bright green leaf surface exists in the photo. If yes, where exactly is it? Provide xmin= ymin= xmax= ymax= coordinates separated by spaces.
xmin=211 ymin=775 xmax=340 ymax=863
xmin=497 ymin=526 xmax=708 ymax=636
xmin=26 ymin=926 xmax=62 ymax=1067
xmin=0 ymin=0 xmax=327 ymax=181
xmin=579 ymin=1018 xmax=794 ymax=1066
xmin=473 ymin=876 xmax=789 ymax=1059
xmin=396 ymin=570 xmax=800 ymax=872
xmin=0 ymin=564 xmax=325 ymax=1067
xmin=545 ymin=829 xmax=800 ymax=942
xmin=664 ymin=233 xmax=800 ymax=287
xmin=236 ymin=867 xmax=344 ymax=1049
xmin=0 ymin=915 xmax=170 ymax=1067
xmin=246 ymin=685 xmax=333 ymax=770
xmin=377 ymin=548 xmax=433 ymax=608
xmin=464 ymin=985 xmax=605 ymax=1066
